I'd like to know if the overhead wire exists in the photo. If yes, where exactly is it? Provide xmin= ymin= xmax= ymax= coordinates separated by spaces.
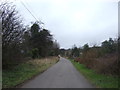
xmin=20 ymin=0 xmax=39 ymax=22
xmin=22 ymin=0 xmax=44 ymax=25
xmin=14 ymin=0 xmax=44 ymax=29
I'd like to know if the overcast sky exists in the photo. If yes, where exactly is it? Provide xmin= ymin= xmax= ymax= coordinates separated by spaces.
xmin=2 ymin=0 xmax=118 ymax=49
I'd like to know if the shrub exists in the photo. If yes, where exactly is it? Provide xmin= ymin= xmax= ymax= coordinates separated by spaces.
xmin=31 ymin=48 xmax=39 ymax=59
xmin=93 ymin=53 xmax=118 ymax=75
xmin=77 ymin=47 xmax=118 ymax=75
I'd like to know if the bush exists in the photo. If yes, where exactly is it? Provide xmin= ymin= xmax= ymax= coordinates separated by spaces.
xmin=75 ymin=47 xmax=118 ymax=75
xmin=30 ymin=48 xmax=39 ymax=59
xmin=93 ymin=53 xmax=118 ymax=75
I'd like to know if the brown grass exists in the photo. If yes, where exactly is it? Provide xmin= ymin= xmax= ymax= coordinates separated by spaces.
xmin=27 ymin=57 xmax=59 ymax=66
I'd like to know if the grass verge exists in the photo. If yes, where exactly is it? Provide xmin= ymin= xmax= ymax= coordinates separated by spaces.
xmin=3 ymin=57 xmax=59 ymax=88
xmin=70 ymin=59 xmax=119 ymax=88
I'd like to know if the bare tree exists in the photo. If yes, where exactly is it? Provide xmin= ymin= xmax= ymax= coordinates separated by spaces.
xmin=0 ymin=2 xmax=24 ymax=68
xmin=0 ymin=2 xmax=24 ymax=46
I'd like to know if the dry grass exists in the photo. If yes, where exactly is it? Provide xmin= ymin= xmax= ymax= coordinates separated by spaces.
xmin=27 ymin=57 xmax=58 ymax=66
xmin=3 ymin=56 xmax=59 ymax=88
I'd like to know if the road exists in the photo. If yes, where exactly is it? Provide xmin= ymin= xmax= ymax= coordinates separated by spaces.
xmin=20 ymin=57 xmax=94 ymax=88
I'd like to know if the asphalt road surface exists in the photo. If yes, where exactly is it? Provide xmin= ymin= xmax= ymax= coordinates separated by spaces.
xmin=21 ymin=57 xmax=94 ymax=88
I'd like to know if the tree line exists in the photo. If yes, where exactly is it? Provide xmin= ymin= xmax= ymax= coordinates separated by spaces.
xmin=61 ymin=38 xmax=119 ymax=75
xmin=1 ymin=2 xmax=59 ymax=69
xmin=70 ymin=38 xmax=118 ymax=57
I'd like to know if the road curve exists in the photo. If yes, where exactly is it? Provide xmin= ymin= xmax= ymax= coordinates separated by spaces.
xmin=20 ymin=57 xmax=94 ymax=88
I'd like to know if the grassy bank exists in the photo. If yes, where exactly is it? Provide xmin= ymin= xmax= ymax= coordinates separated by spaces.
xmin=3 ymin=57 xmax=59 ymax=88
xmin=70 ymin=59 xmax=118 ymax=88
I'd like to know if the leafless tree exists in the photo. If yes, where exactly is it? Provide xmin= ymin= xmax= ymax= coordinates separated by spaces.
xmin=0 ymin=2 xmax=24 ymax=47
xmin=0 ymin=2 xmax=24 ymax=68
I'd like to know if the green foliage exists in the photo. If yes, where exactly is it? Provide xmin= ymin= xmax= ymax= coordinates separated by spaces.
xmin=31 ymin=23 xmax=40 ymax=36
xmin=28 ymin=23 xmax=58 ymax=57
xmin=31 ymin=48 xmax=39 ymax=59
xmin=71 ymin=60 xmax=118 ymax=88
xmin=102 ymin=38 xmax=117 ymax=53
xmin=71 ymin=45 xmax=80 ymax=57
xmin=83 ymin=43 xmax=89 ymax=53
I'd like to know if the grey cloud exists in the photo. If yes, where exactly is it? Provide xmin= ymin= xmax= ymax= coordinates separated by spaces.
xmin=14 ymin=0 xmax=118 ymax=49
